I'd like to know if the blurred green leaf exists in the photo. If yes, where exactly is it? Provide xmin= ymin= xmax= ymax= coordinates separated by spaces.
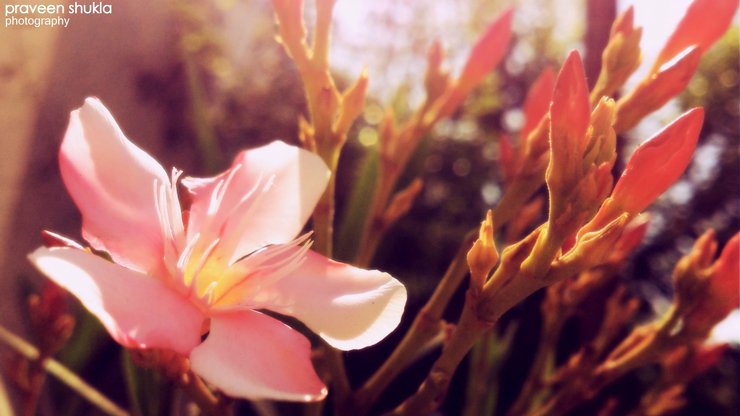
xmin=336 ymin=150 xmax=379 ymax=261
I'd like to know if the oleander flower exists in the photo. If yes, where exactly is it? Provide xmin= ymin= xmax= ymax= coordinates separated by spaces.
xmin=29 ymin=98 xmax=407 ymax=401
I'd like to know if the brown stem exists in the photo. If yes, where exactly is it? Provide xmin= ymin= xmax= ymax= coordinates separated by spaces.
xmin=179 ymin=369 xmax=231 ymax=416
xmin=352 ymin=230 xmax=476 ymax=413
xmin=390 ymin=293 xmax=494 ymax=415
xmin=0 ymin=324 xmax=128 ymax=416
xmin=21 ymin=359 xmax=46 ymax=416
xmin=462 ymin=332 xmax=493 ymax=416
xmin=312 ymin=145 xmax=340 ymax=257
xmin=529 ymin=307 xmax=682 ymax=416
xmin=507 ymin=314 xmax=566 ymax=416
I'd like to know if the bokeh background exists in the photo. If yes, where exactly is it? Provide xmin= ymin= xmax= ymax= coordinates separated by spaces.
xmin=0 ymin=0 xmax=737 ymax=414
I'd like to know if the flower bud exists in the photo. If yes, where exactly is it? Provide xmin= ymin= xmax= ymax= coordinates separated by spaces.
xmin=522 ymin=67 xmax=555 ymax=139
xmin=607 ymin=213 xmax=649 ymax=264
xmin=615 ymin=46 xmax=702 ymax=132
xmin=383 ymin=178 xmax=424 ymax=228
xmin=456 ymin=8 xmax=513 ymax=93
xmin=427 ymin=8 xmax=513 ymax=123
xmin=582 ymin=108 xmax=704 ymax=234
xmin=651 ymin=0 xmax=739 ymax=74
xmin=424 ymin=41 xmax=450 ymax=104
xmin=583 ymin=97 xmax=617 ymax=170
xmin=467 ymin=210 xmax=499 ymax=290
xmin=680 ymin=233 xmax=739 ymax=339
xmin=547 ymin=50 xmax=590 ymax=203
xmin=334 ymin=68 xmax=368 ymax=137
xmin=591 ymin=7 xmax=642 ymax=102
xmin=547 ymin=213 xmax=628 ymax=283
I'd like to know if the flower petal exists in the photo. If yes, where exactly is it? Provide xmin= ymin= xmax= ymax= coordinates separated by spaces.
xmin=182 ymin=141 xmax=330 ymax=265
xmin=189 ymin=310 xmax=326 ymax=401
xmin=28 ymin=246 xmax=203 ymax=355
xmin=228 ymin=250 xmax=406 ymax=350
xmin=60 ymin=98 xmax=172 ymax=274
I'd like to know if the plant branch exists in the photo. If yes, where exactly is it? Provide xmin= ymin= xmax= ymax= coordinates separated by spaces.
xmin=0 ymin=324 xmax=129 ymax=416
xmin=353 ymin=230 xmax=475 ymax=412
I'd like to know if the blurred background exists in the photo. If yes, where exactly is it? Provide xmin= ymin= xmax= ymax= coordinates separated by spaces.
xmin=0 ymin=0 xmax=737 ymax=414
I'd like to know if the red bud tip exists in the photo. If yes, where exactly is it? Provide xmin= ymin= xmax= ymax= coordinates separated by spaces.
xmin=551 ymin=51 xmax=590 ymax=156
xmin=457 ymin=8 xmax=514 ymax=91
xmin=612 ymin=107 xmax=704 ymax=215
xmin=652 ymin=0 xmax=739 ymax=73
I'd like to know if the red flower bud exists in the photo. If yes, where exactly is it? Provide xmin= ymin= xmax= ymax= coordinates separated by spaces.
xmin=522 ymin=67 xmax=555 ymax=139
xmin=457 ymin=8 xmax=513 ymax=92
xmin=548 ymin=51 xmax=590 ymax=197
xmin=611 ymin=107 xmax=704 ymax=215
xmin=651 ymin=0 xmax=739 ymax=73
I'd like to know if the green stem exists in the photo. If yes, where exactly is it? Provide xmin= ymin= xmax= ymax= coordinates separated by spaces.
xmin=121 ymin=351 xmax=143 ymax=416
xmin=0 ymin=325 xmax=129 ymax=416
xmin=507 ymin=315 xmax=566 ymax=416
xmin=179 ymin=369 xmax=228 ymax=416
xmin=184 ymin=55 xmax=223 ymax=173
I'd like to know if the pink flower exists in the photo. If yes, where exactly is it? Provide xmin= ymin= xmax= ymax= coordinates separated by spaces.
xmin=29 ymin=98 xmax=407 ymax=401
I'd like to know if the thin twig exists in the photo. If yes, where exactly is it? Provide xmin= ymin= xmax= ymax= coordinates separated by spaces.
xmin=0 ymin=324 xmax=129 ymax=416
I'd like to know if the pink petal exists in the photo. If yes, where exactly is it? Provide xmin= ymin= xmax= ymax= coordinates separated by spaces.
xmin=189 ymin=310 xmax=326 ymax=401
xmin=60 ymin=98 xmax=172 ymax=274
xmin=223 ymin=250 xmax=407 ymax=350
xmin=28 ymin=246 xmax=204 ymax=355
xmin=182 ymin=141 xmax=330 ymax=265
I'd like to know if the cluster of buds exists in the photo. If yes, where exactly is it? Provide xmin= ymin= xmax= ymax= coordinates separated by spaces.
xmin=272 ymin=0 xmax=367 ymax=158
xmin=525 ymin=230 xmax=738 ymax=416
xmin=590 ymin=7 xmax=642 ymax=104
xmin=615 ymin=0 xmax=737 ymax=131
xmin=357 ymin=8 xmax=514 ymax=265
xmin=599 ymin=231 xmax=738 ymax=378
xmin=523 ymin=51 xmax=617 ymax=279
xmin=673 ymin=231 xmax=740 ymax=339
xmin=543 ymin=214 xmax=649 ymax=322
xmin=496 ymin=0 xmax=735 ymax=228
xmin=636 ymin=343 xmax=728 ymax=415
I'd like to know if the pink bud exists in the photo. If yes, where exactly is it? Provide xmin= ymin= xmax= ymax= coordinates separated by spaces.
xmin=710 ymin=234 xmax=739 ymax=313
xmin=457 ymin=8 xmax=514 ymax=92
xmin=548 ymin=51 xmax=590 ymax=190
xmin=611 ymin=108 xmax=704 ymax=215
xmin=522 ymin=67 xmax=555 ymax=139
xmin=652 ymin=0 xmax=739 ymax=73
